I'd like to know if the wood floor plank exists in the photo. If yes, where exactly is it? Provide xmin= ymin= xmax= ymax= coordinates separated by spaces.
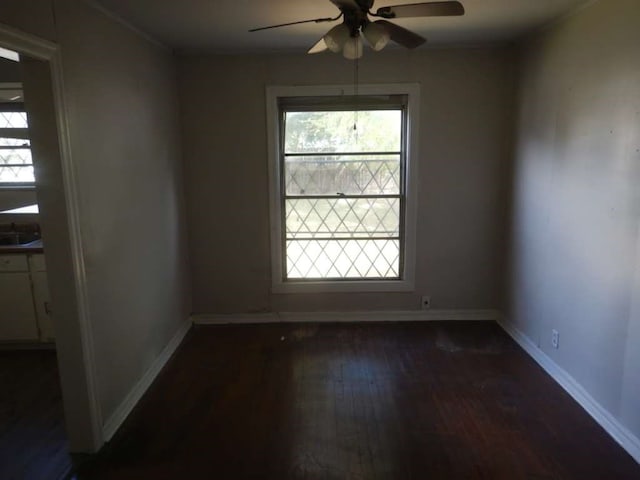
xmin=0 ymin=349 xmax=72 ymax=480
xmin=75 ymin=322 xmax=640 ymax=479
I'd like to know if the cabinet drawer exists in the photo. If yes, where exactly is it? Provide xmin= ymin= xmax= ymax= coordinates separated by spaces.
xmin=28 ymin=254 xmax=47 ymax=272
xmin=0 ymin=255 xmax=28 ymax=272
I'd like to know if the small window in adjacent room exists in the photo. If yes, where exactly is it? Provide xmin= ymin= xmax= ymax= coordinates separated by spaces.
xmin=266 ymin=85 xmax=419 ymax=293
xmin=0 ymin=100 xmax=34 ymax=186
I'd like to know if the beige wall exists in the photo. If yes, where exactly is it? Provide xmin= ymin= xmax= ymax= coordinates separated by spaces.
xmin=179 ymin=48 xmax=515 ymax=314
xmin=21 ymin=54 xmax=98 ymax=451
xmin=1 ymin=0 xmax=191 ymax=451
xmin=0 ymin=56 xmax=21 ymax=80
xmin=505 ymin=0 xmax=640 ymax=441
xmin=54 ymin=0 xmax=191 ymax=425
xmin=0 ymin=0 xmax=57 ymax=42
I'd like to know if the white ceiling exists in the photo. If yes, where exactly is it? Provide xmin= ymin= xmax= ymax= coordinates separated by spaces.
xmin=94 ymin=0 xmax=590 ymax=53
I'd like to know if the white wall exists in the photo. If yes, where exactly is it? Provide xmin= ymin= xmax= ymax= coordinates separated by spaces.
xmin=0 ymin=190 xmax=38 ymax=212
xmin=179 ymin=48 xmax=515 ymax=314
xmin=506 ymin=0 xmax=640 ymax=442
xmin=0 ymin=0 xmax=191 ymax=451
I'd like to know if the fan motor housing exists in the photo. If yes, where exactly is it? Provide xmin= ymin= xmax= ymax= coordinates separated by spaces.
xmin=343 ymin=9 xmax=369 ymax=35
xmin=356 ymin=0 xmax=375 ymax=9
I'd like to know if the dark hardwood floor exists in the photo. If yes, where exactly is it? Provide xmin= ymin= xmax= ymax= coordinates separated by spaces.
xmin=75 ymin=322 xmax=640 ymax=479
xmin=0 ymin=349 xmax=72 ymax=480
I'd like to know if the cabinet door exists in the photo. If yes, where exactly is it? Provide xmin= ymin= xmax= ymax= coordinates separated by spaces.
xmin=31 ymin=271 xmax=54 ymax=342
xmin=28 ymin=254 xmax=47 ymax=272
xmin=0 ymin=273 xmax=39 ymax=341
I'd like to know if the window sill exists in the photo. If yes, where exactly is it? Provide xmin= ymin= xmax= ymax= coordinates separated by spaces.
xmin=0 ymin=185 xmax=35 ymax=190
xmin=272 ymin=279 xmax=414 ymax=294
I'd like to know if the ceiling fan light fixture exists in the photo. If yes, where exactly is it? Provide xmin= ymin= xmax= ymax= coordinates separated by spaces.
xmin=250 ymin=1 xmax=463 ymax=57
xmin=342 ymin=34 xmax=363 ymax=60
xmin=308 ymin=37 xmax=329 ymax=54
xmin=363 ymin=22 xmax=390 ymax=51
xmin=323 ymin=23 xmax=350 ymax=53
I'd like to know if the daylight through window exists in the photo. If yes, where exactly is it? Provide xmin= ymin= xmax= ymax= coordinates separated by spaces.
xmin=0 ymin=108 xmax=33 ymax=185
xmin=281 ymin=96 xmax=407 ymax=281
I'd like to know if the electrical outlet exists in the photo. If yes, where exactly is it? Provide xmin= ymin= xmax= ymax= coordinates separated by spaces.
xmin=421 ymin=295 xmax=431 ymax=310
xmin=551 ymin=329 xmax=559 ymax=349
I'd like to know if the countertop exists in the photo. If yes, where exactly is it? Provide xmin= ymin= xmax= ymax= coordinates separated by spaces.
xmin=0 ymin=239 xmax=44 ymax=254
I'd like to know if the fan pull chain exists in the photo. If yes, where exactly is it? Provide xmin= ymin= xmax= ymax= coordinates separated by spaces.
xmin=353 ymin=54 xmax=359 ymax=142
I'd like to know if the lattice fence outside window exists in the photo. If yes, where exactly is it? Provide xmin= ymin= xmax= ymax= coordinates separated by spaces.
xmin=281 ymin=107 xmax=405 ymax=281
xmin=0 ymin=110 xmax=34 ymax=185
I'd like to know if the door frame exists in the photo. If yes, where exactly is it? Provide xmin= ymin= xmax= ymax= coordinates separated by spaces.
xmin=0 ymin=23 xmax=102 ymax=452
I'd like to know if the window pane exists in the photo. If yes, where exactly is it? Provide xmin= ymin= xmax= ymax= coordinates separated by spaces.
xmin=280 ymin=102 xmax=406 ymax=282
xmin=285 ymin=154 xmax=400 ymax=196
xmin=286 ymin=198 xmax=400 ymax=239
xmin=0 ymin=138 xmax=30 ymax=147
xmin=0 ymin=112 xmax=34 ymax=184
xmin=0 ymin=112 xmax=28 ymax=129
xmin=0 ymin=165 xmax=34 ymax=183
xmin=286 ymin=239 xmax=400 ymax=279
xmin=0 ymin=148 xmax=32 ymax=165
xmin=284 ymin=110 xmax=401 ymax=154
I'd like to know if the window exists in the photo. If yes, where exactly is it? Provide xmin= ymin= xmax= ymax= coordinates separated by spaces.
xmin=267 ymin=84 xmax=419 ymax=293
xmin=0 ymin=105 xmax=33 ymax=186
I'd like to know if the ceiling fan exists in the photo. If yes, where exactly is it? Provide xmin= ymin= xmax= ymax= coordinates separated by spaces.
xmin=249 ymin=0 xmax=465 ymax=60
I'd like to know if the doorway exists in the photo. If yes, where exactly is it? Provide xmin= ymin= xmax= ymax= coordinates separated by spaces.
xmin=0 ymin=44 xmax=73 ymax=479
xmin=0 ymin=20 xmax=102 ymax=469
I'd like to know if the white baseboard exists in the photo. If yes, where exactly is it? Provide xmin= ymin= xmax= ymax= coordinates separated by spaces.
xmin=498 ymin=317 xmax=640 ymax=465
xmin=192 ymin=309 xmax=500 ymax=325
xmin=102 ymin=319 xmax=192 ymax=442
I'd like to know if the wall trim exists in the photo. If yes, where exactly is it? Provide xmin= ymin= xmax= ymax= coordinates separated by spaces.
xmin=84 ymin=0 xmax=169 ymax=51
xmin=102 ymin=319 xmax=192 ymax=442
xmin=192 ymin=309 xmax=500 ymax=325
xmin=523 ymin=0 xmax=601 ymax=43
xmin=498 ymin=317 xmax=640 ymax=465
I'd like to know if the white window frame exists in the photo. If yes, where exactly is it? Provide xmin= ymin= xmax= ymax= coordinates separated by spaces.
xmin=266 ymin=84 xmax=420 ymax=294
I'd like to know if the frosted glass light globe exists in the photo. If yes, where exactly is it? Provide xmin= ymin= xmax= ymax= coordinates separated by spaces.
xmin=363 ymin=22 xmax=391 ymax=51
xmin=343 ymin=35 xmax=364 ymax=60
xmin=323 ymin=24 xmax=350 ymax=53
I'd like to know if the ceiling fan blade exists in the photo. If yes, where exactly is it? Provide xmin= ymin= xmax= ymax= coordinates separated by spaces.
xmin=375 ymin=20 xmax=426 ymax=49
xmin=308 ymin=37 xmax=329 ymax=54
xmin=376 ymin=1 xmax=465 ymax=18
xmin=249 ymin=16 xmax=339 ymax=32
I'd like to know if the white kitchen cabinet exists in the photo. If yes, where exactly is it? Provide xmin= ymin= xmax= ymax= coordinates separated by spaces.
xmin=31 ymin=271 xmax=54 ymax=341
xmin=0 ymin=272 xmax=39 ymax=341
xmin=28 ymin=254 xmax=54 ymax=342
xmin=0 ymin=254 xmax=29 ymax=272
xmin=0 ymin=252 xmax=53 ymax=343
xmin=28 ymin=254 xmax=47 ymax=272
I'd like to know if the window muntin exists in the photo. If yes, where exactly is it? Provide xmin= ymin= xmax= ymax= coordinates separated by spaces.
xmin=281 ymin=105 xmax=406 ymax=281
xmin=0 ymin=109 xmax=34 ymax=185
